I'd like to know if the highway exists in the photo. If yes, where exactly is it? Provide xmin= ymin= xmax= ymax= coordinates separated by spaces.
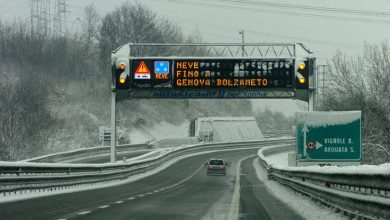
xmin=0 ymin=148 xmax=303 ymax=220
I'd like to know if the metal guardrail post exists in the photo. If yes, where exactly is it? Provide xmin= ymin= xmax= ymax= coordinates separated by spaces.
xmin=110 ymin=84 xmax=116 ymax=163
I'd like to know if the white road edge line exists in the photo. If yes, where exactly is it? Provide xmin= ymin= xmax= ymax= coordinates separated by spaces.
xmin=115 ymin=200 xmax=123 ymax=204
xmin=227 ymin=154 xmax=257 ymax=220
xmin=98 ymin=205 xmax=109 ymax=209
xmin=78 ymin=211 xmax=91 ymax=215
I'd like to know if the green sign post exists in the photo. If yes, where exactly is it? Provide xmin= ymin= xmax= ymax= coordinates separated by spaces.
xmin=295 ymin=111 xmax=362 ymax=166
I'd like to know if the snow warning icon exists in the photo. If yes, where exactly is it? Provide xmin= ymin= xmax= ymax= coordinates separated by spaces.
xmin=134 ymin=61 xmax=151 ymax=79
xmin=154 ymin=61 xmax=169 ymax=74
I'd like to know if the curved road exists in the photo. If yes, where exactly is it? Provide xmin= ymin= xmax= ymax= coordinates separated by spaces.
xmin=0 ymin=148 xmax=303 ymax=220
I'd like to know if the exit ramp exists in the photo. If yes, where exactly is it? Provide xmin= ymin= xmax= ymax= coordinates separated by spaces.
xmin=194 ymin=117 xmax=263 ymax=142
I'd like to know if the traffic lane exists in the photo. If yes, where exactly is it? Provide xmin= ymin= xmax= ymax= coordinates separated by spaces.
xmin=68 ymin=151 xmax=149 ymax=164
xmin=239 ymin=156 xmax=304 ymax=220
xmin=0 ymin=148 xmax=258 ymax=220
xmin=69 ymin=149 xmax=257 ymax=220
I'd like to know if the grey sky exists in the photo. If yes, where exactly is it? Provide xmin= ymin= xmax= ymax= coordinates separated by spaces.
xmin=1 ymin=0 xmax=389 ymax=116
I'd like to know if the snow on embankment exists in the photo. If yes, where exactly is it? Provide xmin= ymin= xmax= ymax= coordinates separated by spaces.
xmin=280 ymin=163 xmax=390 ymax=175
xmin=195 ymin=117 xmax=263 ymax=142
xmin=128 ymin=121 xmax=191 ymax=144
xmin=258 ymin=145 xmax=390 ymax=175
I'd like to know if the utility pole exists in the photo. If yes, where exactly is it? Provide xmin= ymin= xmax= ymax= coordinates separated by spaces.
xmin=239 ymin=30 xmax=245 ymax=57
xmin=53 ymin=0 xmax=67 ymax=36
xmin=110 ymin=84 xmax=116 ymax=163
xmin=30 ymin=0 xmax=39 ymax=37
xmin=316 ymin=65 xmax=327 ymax=108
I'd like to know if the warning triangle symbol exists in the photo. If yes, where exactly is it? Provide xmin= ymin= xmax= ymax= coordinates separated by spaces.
xmin=135 ymin=61 xmax=150 ymax=74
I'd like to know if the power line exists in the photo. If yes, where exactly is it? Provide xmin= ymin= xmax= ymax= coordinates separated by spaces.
xmin=209 ymin=0 xmax=390 ymax=17
xmin=159 ymin=0 xmax=390 ymax=25
xmin=168 ymin=13 xmax=363 ymax=50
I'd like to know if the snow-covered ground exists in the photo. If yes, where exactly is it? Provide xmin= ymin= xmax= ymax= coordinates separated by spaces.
xmin=195 ymin=117 xmax=263 ymax=142
xmin=128 ymin=120 xmax=190 ymax=144
xmin=264 ymin=151 xmax=289 ymax=167
xmin=264 ymin=150 xmax=390 ymax=175
xmin=252 ymin=159 xmax=347 ymax=220
xmin=282 ymin=162 xmax=390 ymax=174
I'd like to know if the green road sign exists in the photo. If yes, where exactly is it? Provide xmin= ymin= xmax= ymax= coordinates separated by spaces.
xmin=296 ymin=111 xmax=361 ymax=162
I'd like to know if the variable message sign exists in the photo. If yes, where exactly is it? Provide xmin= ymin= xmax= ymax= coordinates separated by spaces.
xmin=130 ymin=58 xmax=295 ymax=89
xmin=296 ymin=111 xmax=362 ymax=166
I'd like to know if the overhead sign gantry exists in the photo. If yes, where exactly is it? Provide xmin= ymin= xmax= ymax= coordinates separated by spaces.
xmin=109 ymin=43 xmax=316 ymax=162
xmin=112 ymin=43 xmax=315 ymax=101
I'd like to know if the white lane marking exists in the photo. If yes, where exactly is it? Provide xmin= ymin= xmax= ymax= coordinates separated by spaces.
xmin=99 ymin=205 xmax=109 ymax=209
xmin=138 ymin=194 xmax=145 ymax=197
xmin=227 ymin=155 xmax=257 ymax=220
xmin=57 ymin=219 xmax=67 ymax=220
xmin=115 ymin=200 xmax=124 ymax=204
xmin=128 ymin=197 xmax=135 ymax=200
xmin=146 ymin=192 xmax=153 ymax=195
xmin=154 ymin=190 xmax=159 ymax=193
xmin=78 ymin=211 xmax=91 ymax=215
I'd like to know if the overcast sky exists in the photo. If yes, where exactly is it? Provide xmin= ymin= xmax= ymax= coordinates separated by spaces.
xmin=1 ymin=0 xmax=389 ymax=116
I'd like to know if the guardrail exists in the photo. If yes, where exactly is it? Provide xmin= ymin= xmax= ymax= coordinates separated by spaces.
xmin=24 ymin=131 xmax=290 ymax=163
xmin=0 ymin=138 xmax=294 ymax=197
xmin=258 ymin=145 xmax=390 ymax=220
xmin=262 ymin=130 xmax=292 ymax=138
xmin=24 ymin=143 xmax=148 ymax=163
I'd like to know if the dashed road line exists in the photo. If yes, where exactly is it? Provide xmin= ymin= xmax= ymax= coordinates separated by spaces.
xmin=85 ymin=163 xmax=205 ymax=216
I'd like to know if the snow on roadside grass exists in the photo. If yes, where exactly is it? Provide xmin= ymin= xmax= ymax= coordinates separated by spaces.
xmin=252 ymin=159 xmax=348 ymax=220
xmin=258 ymin=148 xmax=390 ymax=175
xmin=277 ymin=161 xmax=390 ymax=175
xmin=278 ymin=163 xmax=390 ymax=175
xmin=264 ymin=151 xmax=289 ymax=167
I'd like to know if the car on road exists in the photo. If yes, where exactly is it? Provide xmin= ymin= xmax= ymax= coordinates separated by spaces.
xmin=205 ymin=159 xmax=228 ymax=175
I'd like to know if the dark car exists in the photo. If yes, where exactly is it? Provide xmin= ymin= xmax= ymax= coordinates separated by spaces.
xmin=205 ymin=159 xmax=228 ymax=175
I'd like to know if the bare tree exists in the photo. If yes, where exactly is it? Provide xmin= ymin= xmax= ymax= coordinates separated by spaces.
xmin=320 ymin=42 xmax=390 ymax=164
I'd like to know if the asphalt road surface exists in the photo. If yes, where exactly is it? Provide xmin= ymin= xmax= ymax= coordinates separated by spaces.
xmin=239 ymin=156 xmax=303 ymax=220
xmin=0 ymin=148 xmax=303 ymax=220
